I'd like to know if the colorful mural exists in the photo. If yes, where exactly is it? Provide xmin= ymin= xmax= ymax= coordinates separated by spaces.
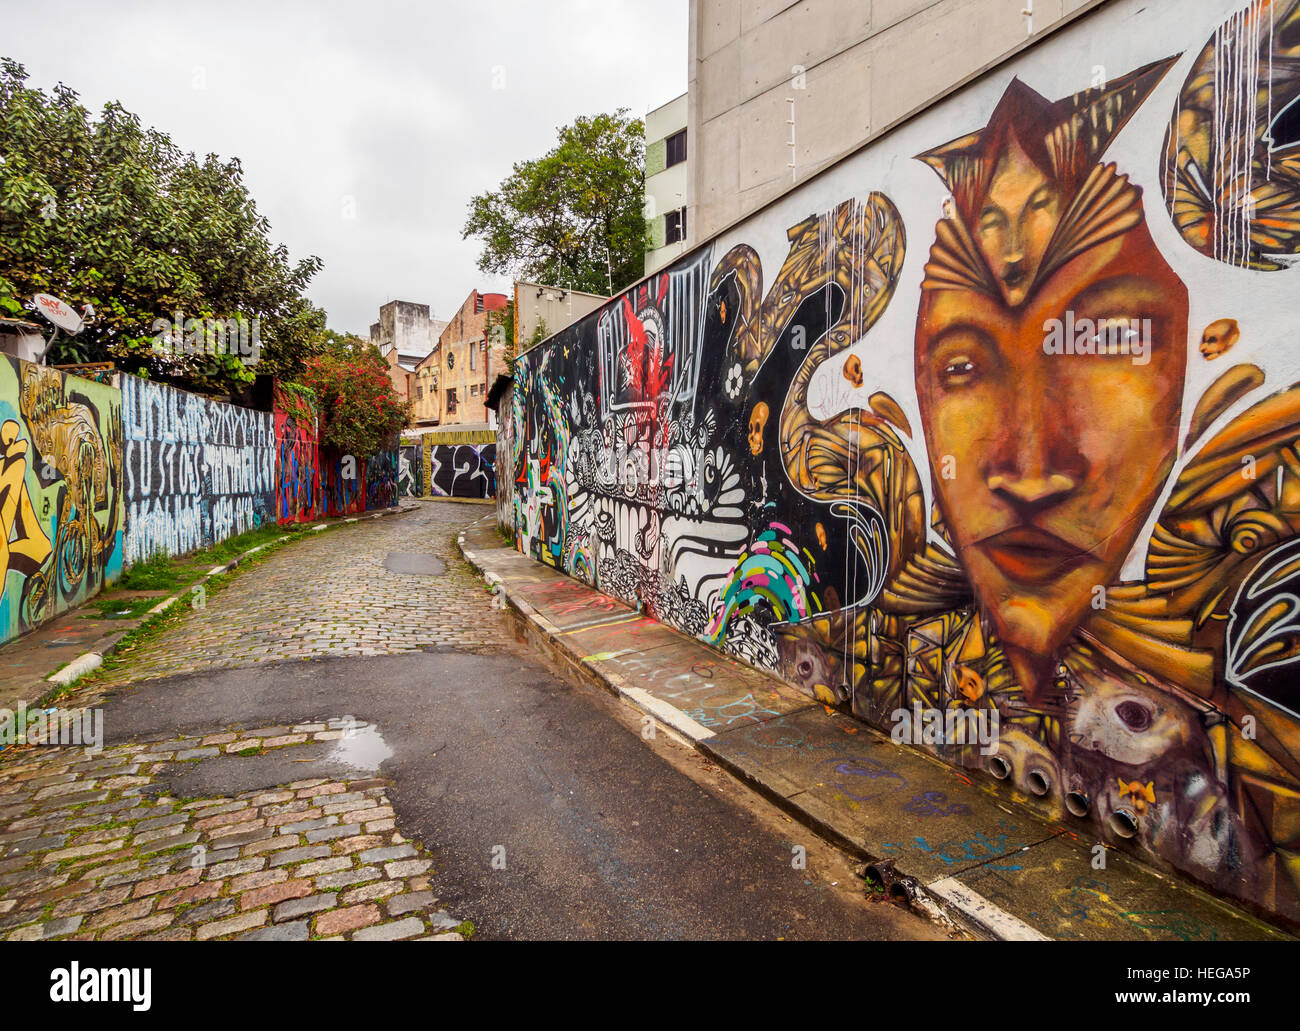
xmin=364 ymin=437 xmax=399 ymax=512
xmin=273 ymin=388 xmax=321 ymax=526
xmin=121 ymin=376 xmax=274 ymax=562
xmin=0 ymin=356 xmax=123 ymax=645
xmin=321 ymin=448 xmax=365 ymax=518
xmin=495 ymin=384 xmax=516 ymax=530
xmin=504 ymin=0 xmax=1300 ymax=921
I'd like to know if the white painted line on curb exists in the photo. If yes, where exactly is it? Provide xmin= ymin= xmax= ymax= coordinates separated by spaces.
xmin=927 ymin=877 xmax=1052 ymax=941
xmin=207 ymin=565 xmax=226 ymax=576
xmin=530 ymin=612 xmax=560 ymax=635
xmin=622 ymin=687 xmax=716 ymax=742
xmin=47 ymin=652 xmax=102 ymax=686
xmin=148 ymin=596 xmax=179 ymax=615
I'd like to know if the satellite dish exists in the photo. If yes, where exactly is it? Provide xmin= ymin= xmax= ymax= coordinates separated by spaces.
xmin=32 ymin=293 xmax=84 ymax=335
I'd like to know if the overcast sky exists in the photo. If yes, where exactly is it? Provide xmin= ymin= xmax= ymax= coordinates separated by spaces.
xmin=3 ymin=0 xmax=687 ymax=335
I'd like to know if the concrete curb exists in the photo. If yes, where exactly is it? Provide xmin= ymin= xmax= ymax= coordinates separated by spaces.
xmin=37 ymin=504 xmax=416 ymax=697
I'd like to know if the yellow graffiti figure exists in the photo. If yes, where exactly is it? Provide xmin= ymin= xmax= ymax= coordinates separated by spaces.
xmin=0 ymin=419 xmax=53 ymax=601
xmin=1118 ymin=778 xmax=1157 ymax=814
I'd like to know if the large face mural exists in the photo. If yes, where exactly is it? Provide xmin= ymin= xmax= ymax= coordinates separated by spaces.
xmin=506 ymin=0 xmax=1300 ymax=922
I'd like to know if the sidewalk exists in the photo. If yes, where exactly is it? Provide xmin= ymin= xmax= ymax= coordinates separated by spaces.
xmin=459 ymin=516 xmax=1291 ymax=942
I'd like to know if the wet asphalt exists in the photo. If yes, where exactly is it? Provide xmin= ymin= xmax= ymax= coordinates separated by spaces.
xmin=97 ymin=649 xmax=946 ymax=940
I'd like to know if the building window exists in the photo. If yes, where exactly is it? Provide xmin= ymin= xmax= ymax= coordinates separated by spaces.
xmin=469 ymin=345 xmax=476 ymax=371
xmin=447 ymin=350 xmax=455 ymax=370
xmin=666 ymin=128 xmax=686 ymax=168
xmin=446 ymin=388 xmax=457 ymax=414
xmin=665 ymin=206 xmax=687 ymax=245
xmin=416 ymin=386 xmax=423 ymax=400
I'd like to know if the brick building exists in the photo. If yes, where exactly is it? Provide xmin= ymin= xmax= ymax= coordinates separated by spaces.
xmin=422 ymin=289 xmax=508 ymax=427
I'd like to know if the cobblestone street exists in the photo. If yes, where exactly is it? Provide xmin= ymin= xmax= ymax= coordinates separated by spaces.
xmin=0 ymin=501 xmax=505 ymax=941
xmin=91 ymin=501 xmax=515 ymax=689
xmin=0 ymin=723 xmax=466 ymax=941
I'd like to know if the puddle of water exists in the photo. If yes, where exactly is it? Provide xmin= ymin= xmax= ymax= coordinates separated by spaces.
xmin=383 ymin=552 xmax=445 ymax=575
xmin=329 ymin=724 xmax=394 ymax=770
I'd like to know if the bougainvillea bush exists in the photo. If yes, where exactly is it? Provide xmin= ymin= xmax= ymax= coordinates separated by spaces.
xmin=298 ymin=347 xmax=409 ymax=459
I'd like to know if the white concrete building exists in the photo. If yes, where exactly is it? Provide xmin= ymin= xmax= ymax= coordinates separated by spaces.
xmin=644 ymin=93 xmax=689 ymax=274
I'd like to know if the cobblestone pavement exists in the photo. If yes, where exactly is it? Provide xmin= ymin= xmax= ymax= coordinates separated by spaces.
xmin=0 ymin=721 xmax=466 ymax=941
xmin=0 ymin=502 xmax=510 ymax=941
xmin=90 ymin=501 xmax=514 ymax=690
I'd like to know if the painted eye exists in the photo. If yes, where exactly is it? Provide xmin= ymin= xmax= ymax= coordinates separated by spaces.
xmin=940 ymin=358 xmax=976 ymax=386
xmin=1115 ymin=700 xmax=1153 ymax=732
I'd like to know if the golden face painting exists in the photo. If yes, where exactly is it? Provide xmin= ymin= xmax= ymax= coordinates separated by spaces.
xmin=914 ymin=62 xmax=1187 ymax=696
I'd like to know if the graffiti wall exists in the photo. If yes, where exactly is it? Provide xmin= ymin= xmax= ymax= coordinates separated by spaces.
xmin=0 ymin=356 xmax=123 ymax=645
xmin=321 ymin=449 xmax=365 ymax=518
xmin=273 ymin=391 xmax=321 ymax=526
xmin=505 ymin=0 xmax=1300 ymax=921
xmin=121 ymin=377 xmax=274 ymax=562
xmin=423 ymin=429 xmax=497 ymax=499
xmin=398 ymin=442 xmax=423 ymax=498
xmin=495 ymin=384 xmax=516 ymax=530
xmin=364 ymin=437 xmax=399 ymax=512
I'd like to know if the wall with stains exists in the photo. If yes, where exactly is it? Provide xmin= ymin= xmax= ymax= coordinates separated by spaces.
xmin=121 ymin=376 xmax=274 ymax=562
xmin=504 ymin=0 xmax=1300 ymax=922
xmin=0 ymin=356 xmax=123 ymax=645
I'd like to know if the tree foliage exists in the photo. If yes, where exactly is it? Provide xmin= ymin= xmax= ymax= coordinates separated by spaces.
xmin=462 ymin=109 xmax=647 ymax=296
xmin=298 ymin=344 xmax=409 ymax=459
xmin=0 ymin=58 xmax=326 ymax=394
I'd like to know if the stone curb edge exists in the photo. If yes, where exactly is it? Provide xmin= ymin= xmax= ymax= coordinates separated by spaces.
xmin=457 ymin=524 xmax=1045 ymax=941
xmin=39 ymin=504 xmax=417 ymax=695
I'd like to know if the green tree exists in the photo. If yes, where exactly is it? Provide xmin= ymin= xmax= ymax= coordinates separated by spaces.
xmin=0 ymin=58 xmax=325 ymax=394
xmin=462 ymin=109 xmax=647 ymax=296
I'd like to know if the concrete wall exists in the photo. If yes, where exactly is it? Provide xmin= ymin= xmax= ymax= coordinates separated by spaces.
xmin=0 ymin=356 xmax=123 ymax=644
xmin=687 ymin=0 xmax=1097 ymax=246
xmin=505 ymin=0 xmax=1300 ymax=922
xmin=121 ymin=377 xmax=275 ymax=563
xmin=514 ymin=282 xmax=609 ymax=356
